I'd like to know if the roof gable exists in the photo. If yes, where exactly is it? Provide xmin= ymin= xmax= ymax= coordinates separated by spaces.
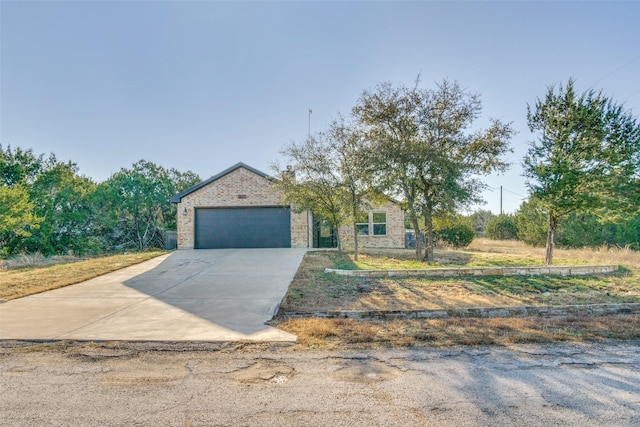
xmin=169 ymin=162 xmax=272 ymax=203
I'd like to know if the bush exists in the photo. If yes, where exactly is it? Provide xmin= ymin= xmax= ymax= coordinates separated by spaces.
xmin=435 ymin=221 xmax=475 ymax=248
xmin=514 ymin=198 xmax=547 ymax=247
xmin=486 ymin=215 xmax=518 ymax=240
xmin=469 ymin=209 xmax=494 ymax=237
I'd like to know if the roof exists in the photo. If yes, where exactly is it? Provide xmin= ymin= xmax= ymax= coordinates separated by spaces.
xmin=169 ymin=162 xmax=273 ymax=203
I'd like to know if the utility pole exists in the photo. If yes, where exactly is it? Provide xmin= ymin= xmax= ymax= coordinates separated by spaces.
xmin=308 ymin=108 xmax=312 ymax=139
xmin=500 ymin=185 xmax=503 ymax=216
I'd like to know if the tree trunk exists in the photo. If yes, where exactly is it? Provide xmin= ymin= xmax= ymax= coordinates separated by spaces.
xmin=351 ymin=196 xmax=359 ymax=261
xmin=423 ymin=213 xmax=434 ymax=262
xmin=545 ymin=212 xmax=557 ymax=266
xmin=352 ymin=221 xmax=359 ymax=261
xmin=329 ymin=212 xmax=343 ymax=256
xmin=410 ymin=215 xmax=422 ymax=260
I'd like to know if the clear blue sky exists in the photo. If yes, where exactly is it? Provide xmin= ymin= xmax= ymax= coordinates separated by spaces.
xmin=2 ymin=1 xmax=639 ymax=214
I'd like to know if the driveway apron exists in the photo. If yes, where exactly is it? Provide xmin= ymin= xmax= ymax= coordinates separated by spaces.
xmin=0 ymin=249 xmax=307 ymax=342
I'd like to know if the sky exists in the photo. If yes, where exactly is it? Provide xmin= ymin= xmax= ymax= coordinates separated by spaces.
xmin=1 ymin=1 xmax=639 ymax=214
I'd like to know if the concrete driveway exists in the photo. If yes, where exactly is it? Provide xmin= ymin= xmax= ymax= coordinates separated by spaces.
xmin=0 ymin=249 xmax=306 ymax=342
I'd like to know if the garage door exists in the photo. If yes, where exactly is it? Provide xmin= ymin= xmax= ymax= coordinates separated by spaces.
xmin=194 ymin=207 xmax=291 ymax=249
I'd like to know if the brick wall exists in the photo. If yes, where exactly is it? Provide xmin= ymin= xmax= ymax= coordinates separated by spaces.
xmin=338 ymin=201 xmax=405 ymax=249
xmin=176 ymin=167 xmax=309 ymax=248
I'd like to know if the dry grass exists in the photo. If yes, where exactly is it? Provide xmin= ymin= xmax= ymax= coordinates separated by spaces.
xmin=277 ymin=241 xmax=640 ymax=348
xmin=274 ymin=315 xmax=640 ymax=349
xmin=0 ymin=253 xmax=87 ymax=270
xmin=338 ymin=240 xmax=640 ymax=270
xmin=279 ymin=242 xmax=640 ymax=313
xmin=0 ymin=251 xmax=167 ymax=300
xmin=469 ymin=238 xmax=640 ymax=268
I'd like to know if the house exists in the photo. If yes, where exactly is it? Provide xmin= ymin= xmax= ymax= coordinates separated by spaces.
xmin=169 ymin=162 xmax=405 ymax=249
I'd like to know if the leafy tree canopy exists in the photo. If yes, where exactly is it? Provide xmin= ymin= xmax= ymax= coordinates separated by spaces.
xmin=353 ymin=78 xmax=514 ymax=261
xmin=524 ymin=79 xmax=640 ymax=264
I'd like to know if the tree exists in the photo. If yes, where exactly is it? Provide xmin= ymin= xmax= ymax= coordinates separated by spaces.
xmin=0 ymin=145 xmax=46 ymax=255
xmin=0 ymin=144 xmax=44 ymax=186
xmin=273 ymin=135 xmax=349 ymax=255
xmin=556 ymin=212 xmax=617 ymax=248
xmin=353 ymin=78 xmax=514 ymax=261
xmin=326 ymin=117 xmax=379 ymax=260
xmin=486 ymin=214 xmax=518 ymax=240
xmin=95 ymin=160 xmax=200 ymax=251
xmin=0 ymin=185 xmax=41 ymax=256
xmin=469 ymin=209 xmax=494 ymax=236
xmin=524 ymin=79 xmax=640 ymax=264
xmin=25 ymin=159 xmax=98 ymax=255
xmin=514 ymin=197 xmax=547 ymax=247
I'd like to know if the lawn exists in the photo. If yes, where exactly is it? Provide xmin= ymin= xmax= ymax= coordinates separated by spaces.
xmin=0 ymin=251 xmax=167 ymax=300
xmin=273 ymin=239 xmax=640 ymax=347
xmin=278 ymin=241 xmax=639 ymax=313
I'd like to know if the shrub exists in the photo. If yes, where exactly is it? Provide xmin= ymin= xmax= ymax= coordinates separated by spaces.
xmin=469 ymin=209 xmax=494 ymax=237
xmin=435 ymin=221 xmax=475 ymax=248
xmin=514 ymin=198 xmax=547 ymax=247
xmin=486 ymin=215 xmax=518 ymax=240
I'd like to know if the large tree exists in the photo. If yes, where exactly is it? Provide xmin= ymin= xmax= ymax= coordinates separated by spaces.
xmin=0 ymin=185 xmax=41 ymax=256
xmin=95 ymin=160 xmax=200 ymax=251
xmin=273 ymin=135 xmax=349 ymax=254
xmin=325 ymin=117 xmax=377 ymax=260
xmin=26 ymin=159 xmax=98 ymax=255
xmin=524 ymin=79 xmax=640 ymax=264
xmin=353 ymin=79 xmax=514 ymax=261
xmin=275 ymin=117 xmax=380 ymax=259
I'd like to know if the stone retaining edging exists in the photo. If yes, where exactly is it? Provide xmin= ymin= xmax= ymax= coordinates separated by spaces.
xmin=281 ymin=303 xmax=640 ymax=320
xmin=325 ymin=264 xmax=619 ymax=278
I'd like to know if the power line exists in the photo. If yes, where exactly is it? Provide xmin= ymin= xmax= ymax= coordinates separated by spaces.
xmin=486 ymin=185 xmax=527 ymax=199
xmin=502 ymin=187 xmax=527 ymax=199
xmin=590 ymin=55 xmax=640 ymax=87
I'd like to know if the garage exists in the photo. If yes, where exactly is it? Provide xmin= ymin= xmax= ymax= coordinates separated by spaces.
xmin=171 ymin=163 xmax=308 ymax=249
xmin=194 ymin=206 xmax=291 ymax=249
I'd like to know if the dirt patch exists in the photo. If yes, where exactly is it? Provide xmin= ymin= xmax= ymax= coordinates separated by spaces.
xmin=99 ymin=354 xmax=190 ymax=386
xmin=230 ymin=360 xmax=295 ymax=384
xmin=332 ymin=359 xmax=403 ymax=383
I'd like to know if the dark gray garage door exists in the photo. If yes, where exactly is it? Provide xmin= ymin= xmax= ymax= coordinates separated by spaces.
xmin=194 ymin=207 xmax=291 ymax=249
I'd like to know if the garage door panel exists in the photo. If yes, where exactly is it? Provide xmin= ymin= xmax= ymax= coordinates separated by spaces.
xmin=195 ymin=207 xmax=291 ymax=249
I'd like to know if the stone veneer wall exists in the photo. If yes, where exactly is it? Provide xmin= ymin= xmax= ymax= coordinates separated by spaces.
xmin=281 ymin=303 xmax=640 ymax=320
xmin=176 ymin=167 xmax=309 ymax=249
xmin=338 ymin=201 xmax=405 ymax=249
xmin=325 ymin=265 xmax=619 ymax=277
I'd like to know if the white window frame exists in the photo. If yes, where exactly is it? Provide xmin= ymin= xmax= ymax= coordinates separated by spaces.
xmin=356 ymin=212 xmax=370 ymax=235
xmin=356 ymin=211 xmax=387 ymax=236
xmin=372 ymin=211 xmax=387 ymax=236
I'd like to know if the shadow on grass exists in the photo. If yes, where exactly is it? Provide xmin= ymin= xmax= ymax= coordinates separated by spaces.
xmin=327 ymin=252 xmax=360 ymax=270
xmin=279 ymin=250 xmax=639 ymax=314
xmin=329 ymin=248 xmax=475 ymax=269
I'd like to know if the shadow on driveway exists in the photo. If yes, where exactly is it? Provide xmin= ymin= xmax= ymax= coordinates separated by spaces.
xmin=0 ymin=249 xmax=306 ymax=342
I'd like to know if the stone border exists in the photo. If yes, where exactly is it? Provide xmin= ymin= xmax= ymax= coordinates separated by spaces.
xmin=325 ymin=264 xmax=618 ymax=278
xmin=281 ymin=303 xmax=640 ymax=320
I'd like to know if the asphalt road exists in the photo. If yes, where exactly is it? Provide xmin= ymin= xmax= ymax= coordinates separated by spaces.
xmin=1 ymin=340 xmax=638 ymax=426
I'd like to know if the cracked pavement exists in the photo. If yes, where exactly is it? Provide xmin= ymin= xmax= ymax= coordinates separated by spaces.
xmin=1 ymin=340 xmax=639 ymax=426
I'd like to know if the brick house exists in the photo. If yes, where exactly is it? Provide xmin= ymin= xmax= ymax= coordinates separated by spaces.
xmin=170 ymin=162 xmax=405 ymax=249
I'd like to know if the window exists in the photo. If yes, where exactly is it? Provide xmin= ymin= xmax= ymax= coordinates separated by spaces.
xmin=372 ymin=212 xmax=387 ymax=235
xmin=356 ymin=212 xmax=369 ymax=235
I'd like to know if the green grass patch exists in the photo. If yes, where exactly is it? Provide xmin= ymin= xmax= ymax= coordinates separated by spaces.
xmin=332 ymin=248 xmax=589 ymax=270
